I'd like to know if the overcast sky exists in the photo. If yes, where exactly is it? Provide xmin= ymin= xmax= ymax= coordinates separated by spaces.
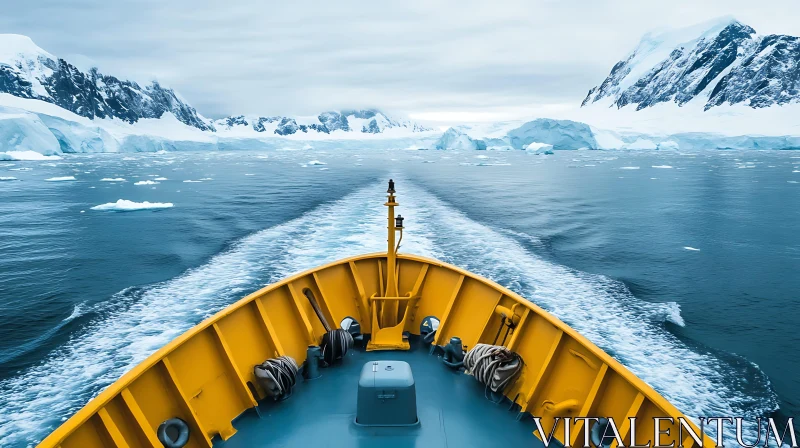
xmin=3 ymin=0 xmax=799 ymax=122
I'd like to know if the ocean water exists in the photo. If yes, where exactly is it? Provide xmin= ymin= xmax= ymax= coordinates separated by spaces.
xmin=1 ymin=149 xmax=798 ymax=446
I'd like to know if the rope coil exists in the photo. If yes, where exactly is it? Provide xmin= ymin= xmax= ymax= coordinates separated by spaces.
xmin=463 ymin=343 xmax=523 ymax=394
xmin=254 ymin=356 xmax=299 ymax=400
xmin=321 ymin=328 xmax=354 ymax=365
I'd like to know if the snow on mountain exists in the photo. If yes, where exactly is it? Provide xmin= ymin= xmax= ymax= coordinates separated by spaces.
xmin=582 ymin=17 xmax=800 ymax=111
xmin=0 ymin=35 xmax=434 ymax=155
xmin=0 ymin=34 xmax=213 ymax=131
xmin=211 ymin=109 xmax=431 ymax=137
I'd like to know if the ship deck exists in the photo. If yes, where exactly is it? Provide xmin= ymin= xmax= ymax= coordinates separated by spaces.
xmin=221 ymin=338 xmax=544 ymax=448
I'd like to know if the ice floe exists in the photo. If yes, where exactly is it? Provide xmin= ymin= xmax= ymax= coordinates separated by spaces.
xmin=133 ymin=180 xmax=159 ymax=186
xmin=90 ymin=199 xmax=173 ymax=211
xmin=0 ymin=150 xmax=62 ymax=161
xmin=100 ymin=177 xmax=126 ymax=182
xmin=45 ymin=176 xmax=76 ymax=181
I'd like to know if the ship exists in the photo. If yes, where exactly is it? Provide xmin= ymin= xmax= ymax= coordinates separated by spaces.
xmin=38 ymin=180 xmax=712 ymax=448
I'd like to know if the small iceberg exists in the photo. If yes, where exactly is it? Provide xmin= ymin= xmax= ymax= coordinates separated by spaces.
xmin=134 ymin=180 xmax=159 ymax=186
xmin=652 ymin=165 xmax=673 ymax=169
xmin=100 ymin=178 xmax=126 ymax=182
xmin=524 ymin=142 xmax=554 ymax=155
xmin=154 ymin=177 xmax=168 ymax=181
xmin=619 ymin=166 xmax=640 ymax=170
xmin=45 ymin=176 xmax=76 ymax=182
xmin=307 ymin=160 xmax=327 ymax=166
xmin=683 ymin=246 xmax=701 ymax=251
xmin=0 ymin=176 xmax=17 ymax=181
xmin=91 ymin=199 xmax=173 ymax=211
xmin=0 ymin=150 xmax=62 ymax=161
xmin=183 ymin=180 xmax=202 ymax=183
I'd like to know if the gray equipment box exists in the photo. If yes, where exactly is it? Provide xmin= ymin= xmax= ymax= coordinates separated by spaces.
xmin=356 ymin=360 xmax=418 ymax=426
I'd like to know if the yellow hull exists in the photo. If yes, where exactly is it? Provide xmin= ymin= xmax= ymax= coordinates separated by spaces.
xmin=38 ymin=252 xmax=712 ymax=448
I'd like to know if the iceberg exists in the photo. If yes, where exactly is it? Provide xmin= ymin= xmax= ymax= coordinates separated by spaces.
xmin=507 ymin=119 xmax=597 ymax=150
xmin=100 ymin=178 xmax=126 ymax=182
xmin=623 ymin=138 xmax=658 ymax=150
xmin=524 ymin=142 xmax=555 ymax=154
xmin=1 ymin=150 xmax=62 ymax=161
xmin=90 ymin=199 xmax=173 ymax=211
xmin=434 ymin=127 xmax=486 ymax=150
xmin=133 ymin=180 xmax=159 ymax=185
xmin=45 ymin=176 xmax=76 ymax=181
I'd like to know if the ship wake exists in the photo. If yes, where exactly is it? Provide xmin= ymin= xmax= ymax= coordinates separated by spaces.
xmin=0 ymin=179 xmax=778 ymax=446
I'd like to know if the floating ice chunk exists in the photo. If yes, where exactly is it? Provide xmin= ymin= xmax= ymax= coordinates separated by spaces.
xmin=0 ymin=176 xmax=17 ymax=181
xmin=100 ymin=178 xmax=126 ymax=182
xmin=307 ymin=160 xmax=326 ymax=165
xmin=134 ymin=180 xmax=159 ymax=186
xmin=91 ymin=199 xmax=173 ymax=211
xmin=475 ymin=155 xmax=489 ymax=159
xmin=45 ymin=176 xmax=76 ymax=181
xmin=183 ymin=180 xmax=202 ymax=183
xmin=1 ymin=150 xmax=62 ymax=161
xmin=652 ymin=165 xmax=673 ymax=169
xmin=154 ymin=177 xmax=168 ymax=181
xmin=619 ymin=166 xmax=640 ymax=170
xmin=199 ymin=178 xmax=213 ymax=181
xmin=657 ymin=141 xmax=680 ymax=150
xmin=244 ymin=173 xmax=255 ymax=176
xmin=683 ymin=246 xmax=701 ymax=251
xmin=320 ymin=167 xmax=329 ymax=171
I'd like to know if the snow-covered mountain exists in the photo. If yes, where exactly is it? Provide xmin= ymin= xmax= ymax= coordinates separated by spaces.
xmin=581 ymin=17 xmax=800 ymax=111
xmin=0 ymin=34 xmax=430 ymax=145
xmin=0 ymin=34 xmax=213 ymax=131
xmin=212 ymin=109 xmax=430 ymax=137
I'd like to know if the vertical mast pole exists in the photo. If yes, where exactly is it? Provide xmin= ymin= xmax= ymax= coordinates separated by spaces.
xmin=385 ymin=179 xmax=399 ymax=298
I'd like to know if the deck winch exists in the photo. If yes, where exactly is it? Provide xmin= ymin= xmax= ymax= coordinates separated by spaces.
xmin=356 ymin=360 xmax=418 ymax=426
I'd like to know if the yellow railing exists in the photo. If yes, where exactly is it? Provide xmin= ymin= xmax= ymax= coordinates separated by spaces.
xmin=38 ymin=253 xmax=712 ymax=448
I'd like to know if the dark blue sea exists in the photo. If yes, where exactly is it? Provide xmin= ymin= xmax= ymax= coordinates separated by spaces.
xmin=1 ymin=149 xmax=798 ymax=446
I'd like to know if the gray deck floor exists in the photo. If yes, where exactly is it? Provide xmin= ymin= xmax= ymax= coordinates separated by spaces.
xmin=220 ymin=339 xmax=543 ymax=447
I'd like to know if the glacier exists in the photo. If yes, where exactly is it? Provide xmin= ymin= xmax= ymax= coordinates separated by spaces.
xmin=2 ymin=24 xmax=800 ymax=156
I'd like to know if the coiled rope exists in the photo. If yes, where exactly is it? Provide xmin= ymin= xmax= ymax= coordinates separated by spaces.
xmin=254 ymin=356 xmax=299 ymax=400
xmin=463 ymin=343 xmax=524 ymax=396
xmin=321 ymin=328 xmax=354 ymax=365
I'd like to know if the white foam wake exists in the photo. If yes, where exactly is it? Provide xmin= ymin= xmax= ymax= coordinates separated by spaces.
xmin=0 ymin=181 xmax=777 ymax=446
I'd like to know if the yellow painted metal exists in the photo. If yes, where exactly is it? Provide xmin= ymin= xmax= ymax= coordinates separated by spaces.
xmin=365 ymin=180 xmax=412 ymax=351
xmin=37 ymin=251 xmax=715 ymax=448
